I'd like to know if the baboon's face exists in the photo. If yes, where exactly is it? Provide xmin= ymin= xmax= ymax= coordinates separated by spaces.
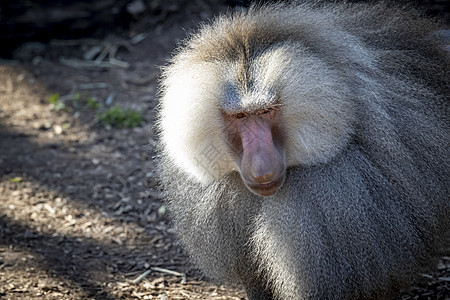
xmin=223 ymin=106 xmax=285 ymax=196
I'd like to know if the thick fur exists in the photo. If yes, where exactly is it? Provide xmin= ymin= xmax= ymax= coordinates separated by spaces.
xmin=157 ymin=1 xmax=449 ymax=299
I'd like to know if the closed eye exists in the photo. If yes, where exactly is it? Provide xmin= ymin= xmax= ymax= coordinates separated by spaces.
xmin=256 ymin=108 xmax=273 ymax=115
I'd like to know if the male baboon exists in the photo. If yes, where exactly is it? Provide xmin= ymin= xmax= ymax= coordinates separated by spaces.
xmin=157 ymin=1 xmax=449 ymax=299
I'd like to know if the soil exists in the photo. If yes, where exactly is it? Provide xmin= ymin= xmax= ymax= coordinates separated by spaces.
xmin=0 ymin=2 xmax=448 ymax=300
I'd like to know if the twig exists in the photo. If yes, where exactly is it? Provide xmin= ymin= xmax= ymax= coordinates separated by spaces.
xmin=78 ymin=83 xmax=108 ymax=89
xmin=151 ymin=267 xmax=184 ymax=277
xmin=420 ymin=273 xmax=434 ymax=279
xmin=60 ymin=57 xmax=129 ymax=69
xmin=132 ymin=267 xmax=185 ymax=285
xmin=54 ymin=38 xmax=132 ymax=69
xmin=132 ymin=269 xmax=152 ymax=284
xmin=105 ymin=92 xmax=115 ymax=105
xmin=51 ymin=39 xmax=103 ymax=46
xmin=130 ymin=33 xmax=147 ymax=45
xmin=437 ymin=276 xmax=450 ymax=282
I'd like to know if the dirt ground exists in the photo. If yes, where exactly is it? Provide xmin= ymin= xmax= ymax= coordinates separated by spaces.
xmin=0 ymin=2 xmax=449 ymax=300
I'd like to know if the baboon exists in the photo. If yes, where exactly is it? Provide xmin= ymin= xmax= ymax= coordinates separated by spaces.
xmin=156 ymin=1 xmax=449 ymax=299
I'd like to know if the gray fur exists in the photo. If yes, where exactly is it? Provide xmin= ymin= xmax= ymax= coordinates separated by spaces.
xmin=157 ymin=1 xmax=449 ymax=299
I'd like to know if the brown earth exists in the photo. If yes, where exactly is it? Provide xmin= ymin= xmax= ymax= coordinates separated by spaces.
xmin=0 ymin=2 xmax=448 ymax=300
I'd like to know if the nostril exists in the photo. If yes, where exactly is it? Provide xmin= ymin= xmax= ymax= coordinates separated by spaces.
xmin=253 ymin=173 xmax=275 ymax=184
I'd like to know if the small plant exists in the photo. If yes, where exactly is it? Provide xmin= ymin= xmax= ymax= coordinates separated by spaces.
xmin=97 ymin=105 xmax=143 ymax=128
xmin=9 ymin=177 xmax=23 ymax=183
xmin=48 ymin=93 xmax=65 ymax=111
xmin=150 ymin=0 xmax=161 ymax=9
xmin=71 ymin=93 xmax=81 ymax=107
xmin=87 ymin=97 xmax=101 ymax=109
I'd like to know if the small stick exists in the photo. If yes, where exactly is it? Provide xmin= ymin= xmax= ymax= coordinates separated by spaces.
xmin=151 ymin=267 xmax=184 ymax=277
xmin=132 ymin=269 xmax=152 ymax=284
xmin=132 ymin=267 xmax=185 ymax=285
xmin=78 ymin=83 xmax=108 ymax=89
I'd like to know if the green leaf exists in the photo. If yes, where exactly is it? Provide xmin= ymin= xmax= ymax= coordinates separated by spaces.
xmin=97 ymin=105 xmax=143 ymax=128
xmin=9 ymin=177 xmax=23 ymax=183
xmin=48 ymin=93 xmax=60 ymax=104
